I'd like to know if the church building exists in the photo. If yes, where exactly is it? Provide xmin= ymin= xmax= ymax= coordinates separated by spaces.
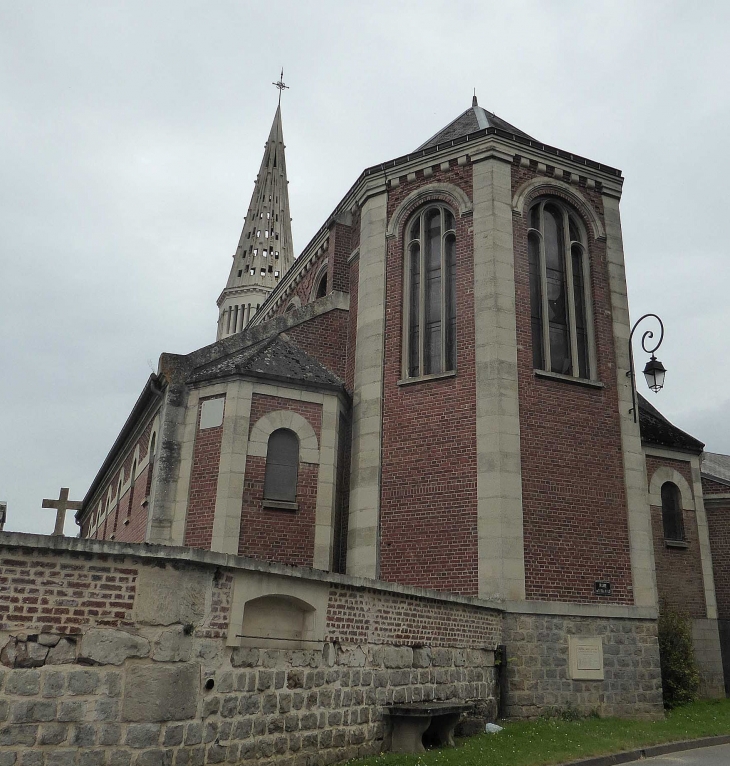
xmin=76 ymin=93 xmax=730 ymax=710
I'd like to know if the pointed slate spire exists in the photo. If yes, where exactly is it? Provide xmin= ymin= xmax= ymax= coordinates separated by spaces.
xmin=217 ymin=103 xmax=295 ymax=340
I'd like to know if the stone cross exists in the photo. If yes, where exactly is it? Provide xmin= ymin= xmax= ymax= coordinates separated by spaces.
xmin=42 ymin=488 xmax=83 ymax=536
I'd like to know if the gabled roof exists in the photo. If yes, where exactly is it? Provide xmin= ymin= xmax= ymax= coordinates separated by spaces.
xmin=188 ymin=333 xmax=344 ymax=392
xmin=701 ymin=452 xmax=730 ymax=486
xmin=638 ymin=394 xmax=704 ymax=454
xmin=416 ymin=96 xmax=534 ymax=151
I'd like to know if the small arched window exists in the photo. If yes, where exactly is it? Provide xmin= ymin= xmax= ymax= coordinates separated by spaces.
xmin=404 ymin=205 xmax=457 ymax=378
xmin=263 ymin=429 xmax=299 ymax=503
xmin=528 ymin=198 xmax=593 ymax=379
xmin=315 ymin=272 xmax=328 ymax=299
xmin=661 ymin=482 xmax=684 ymax=541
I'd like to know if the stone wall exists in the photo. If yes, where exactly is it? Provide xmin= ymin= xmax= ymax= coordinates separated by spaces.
xmin=503 ymin=610 xmax=663 ymax=719
xmin=0 ymin=533 xmax=499 ymax=765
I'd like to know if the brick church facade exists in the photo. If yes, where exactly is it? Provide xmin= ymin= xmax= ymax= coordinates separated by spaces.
xmin=76 ymin=96 xmax=730 ymax=706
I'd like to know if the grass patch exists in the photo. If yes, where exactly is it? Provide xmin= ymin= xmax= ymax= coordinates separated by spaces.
xmin=347 ymin=699 xmax=730 ymax=766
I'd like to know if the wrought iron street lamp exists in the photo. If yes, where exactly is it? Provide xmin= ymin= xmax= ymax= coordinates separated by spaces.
xmin=628 ymin=314 xmax=666 ymax=422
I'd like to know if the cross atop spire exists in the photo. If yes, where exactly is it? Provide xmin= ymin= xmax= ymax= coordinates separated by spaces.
xmin=273 ymin=68 xmax=289 ymax=106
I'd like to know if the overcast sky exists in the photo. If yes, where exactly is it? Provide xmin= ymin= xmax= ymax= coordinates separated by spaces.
xmin=1 ymin=1 xmax=728 ymax=535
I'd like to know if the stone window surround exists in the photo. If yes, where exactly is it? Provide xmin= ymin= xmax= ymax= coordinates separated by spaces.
xmin=648 ymin=463 xmax=695 ymax=546
xmin=401 ymin=203 xmax=458 ymax=381
xmin=386 ymin=183 xmax=473 ymax=385
xmin=309 ymin=259 xmax=329 ymax=302
xmin=526 ymin=195 xmax=598 ymax=383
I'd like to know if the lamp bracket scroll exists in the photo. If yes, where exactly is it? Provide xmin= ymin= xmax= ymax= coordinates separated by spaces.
xmin=627 ymin=313 xmax=666 ymax=423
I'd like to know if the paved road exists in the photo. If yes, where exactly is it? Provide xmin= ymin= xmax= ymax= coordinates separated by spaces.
xmin=633 ymin=743 xmax=730 ymax=765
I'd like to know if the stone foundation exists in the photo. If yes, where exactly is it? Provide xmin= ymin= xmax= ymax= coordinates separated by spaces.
xmin=503 ymin=610 xmax=663 ymax=719
xmin=692 ymin=618 xmax=725 ymax=698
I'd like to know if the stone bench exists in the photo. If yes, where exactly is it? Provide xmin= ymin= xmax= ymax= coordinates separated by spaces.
xmin=384 ymin=701 xmax=473 ymax=753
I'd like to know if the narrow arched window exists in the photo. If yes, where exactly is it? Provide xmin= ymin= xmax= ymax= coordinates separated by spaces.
xmin=263 ymin=429 xmax=299 ymax=503
xmin=661 ymin=482 xmax=684 ymax=541
xmin=127 ymin=459 xmax=137 ymax=519
xmin=528 ymin=199 xmax=593 ymax=379
xmin=404 ymin=205 xmax=457 ymax=378
xmin=315 ymin=272 xmax=328 ymax=299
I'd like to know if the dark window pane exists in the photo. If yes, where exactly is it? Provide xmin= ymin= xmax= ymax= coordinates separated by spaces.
xmin=549 ymin=325 xmax=571 ymax=375
xmin=410 ymin=218 xmax=420 ymax=242
xmin=544 ymin=206 xmax=563 ymax=270
xmin=569 ymin=216 xmax=580 ymax=244
xmin=316 ymin=273 xmax=327 ymax=299
xmin=444 ymin=209 xmax=455 ymax=232
xmin=424 ymin=209 xmax=442 ymax=374
xmin=264 ymin=429 xmax=299 ymax=502
xmin=572 ymin=245 xmax=589 ymax=378
xmin=528 ymin=232 xmax=543 ymax=369
xmin=530 ymin=205 xmax=540 ymax=230
xmin=445 ymin=234 xmax=456 ymax=371
xmin=661 ymin=482 xmax=683 ymax=540
xmin=408 ymin=243 xmax=420 ymax=376
xmin=544 ymin=206 xmax=569 ymax=374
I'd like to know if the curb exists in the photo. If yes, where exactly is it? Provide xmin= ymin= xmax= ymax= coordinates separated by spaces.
xmin=560 ymin=735 xmax=730 ymax=765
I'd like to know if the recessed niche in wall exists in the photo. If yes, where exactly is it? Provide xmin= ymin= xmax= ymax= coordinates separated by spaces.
xmin=227 ymin=572 xmax=329 ymax=650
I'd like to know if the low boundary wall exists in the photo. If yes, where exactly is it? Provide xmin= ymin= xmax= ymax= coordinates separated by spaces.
xmin=0 ymin=534 xmax=500 ymax=765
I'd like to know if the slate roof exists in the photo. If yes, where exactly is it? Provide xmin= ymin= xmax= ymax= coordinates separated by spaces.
xmin=701 ymin=452 xmax=730 ymax=486
xmin=187 ymin=334 xmax=344 ymax=391
xmin=416 ymin=97 xmax=534 ymax=151
xmin=638 ymin=394 xmax=704 ymax=454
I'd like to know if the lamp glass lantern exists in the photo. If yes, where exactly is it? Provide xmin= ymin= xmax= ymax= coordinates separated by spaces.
xmin=643 ymin=355 xmax=666 ymax=393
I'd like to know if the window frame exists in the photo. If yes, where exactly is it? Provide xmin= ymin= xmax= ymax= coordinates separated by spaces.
xmin=401 ymin=203 xmax=457 ymax=381
xmin=528 ymin=198 xmax=597 ymax=381
xmin=661 ymin=481 xmax=685 ymax=543
xmin=263 ymin=428 xmax=300 ymax=510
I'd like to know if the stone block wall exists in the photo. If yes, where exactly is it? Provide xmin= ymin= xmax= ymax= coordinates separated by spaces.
xmin=502 ymin=611 xmax=663 ymax=719
xmin=0 ymin=533 xmax=499 ymax=765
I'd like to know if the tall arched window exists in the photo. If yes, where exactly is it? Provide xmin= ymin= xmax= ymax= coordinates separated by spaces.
xmin=404 ymin=205 xmax=457 ymax=378
xmin=661 ymin=481 xmax=684 ymax=541
xmin=528 ymin=199 xmax=593 ymax=379
xmin=263 ymin=429 xmax=299 ymax=504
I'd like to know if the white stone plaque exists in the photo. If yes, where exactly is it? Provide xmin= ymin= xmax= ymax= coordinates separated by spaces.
xmin=200 ymin=398 xmax=225 ymax=430
xmin=568 ymin=635 xmax=604 ymax=680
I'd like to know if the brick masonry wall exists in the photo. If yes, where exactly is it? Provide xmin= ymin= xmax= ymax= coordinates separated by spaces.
xmin=285 ymin=310 xmax=348 ymax=382
xmin=503 ymin=612 xmax=663 ymax=719
xmin=512 ymin=160 xmax=634 ymax=605
xmin=0 ymin=535 xmax=502 ymax=766
xmin=83 ymin=418 xmax=157 ymax=543
xmin=705 ymin=494 xmax=730 ymax=621
xmin=379 ymin=163 xmax=479 ymax=596
xmin=646 ymin=456 xmax=706 ymax=619
xmin=183 ymin=396 xmax=225 ymax=551
xmin=291 ymin=251 xmax=329 ymax=308
xmin=238 ymin=395 xmax=323 ymax=568
xmin=112 ymin=464 xmax=150 ymax=545
xmin=703 ymin=476 xmax=730 ymax=495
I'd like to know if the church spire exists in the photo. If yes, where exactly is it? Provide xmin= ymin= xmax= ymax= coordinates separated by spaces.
xmin=216 ymin=93 xmax=295 ymax=340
